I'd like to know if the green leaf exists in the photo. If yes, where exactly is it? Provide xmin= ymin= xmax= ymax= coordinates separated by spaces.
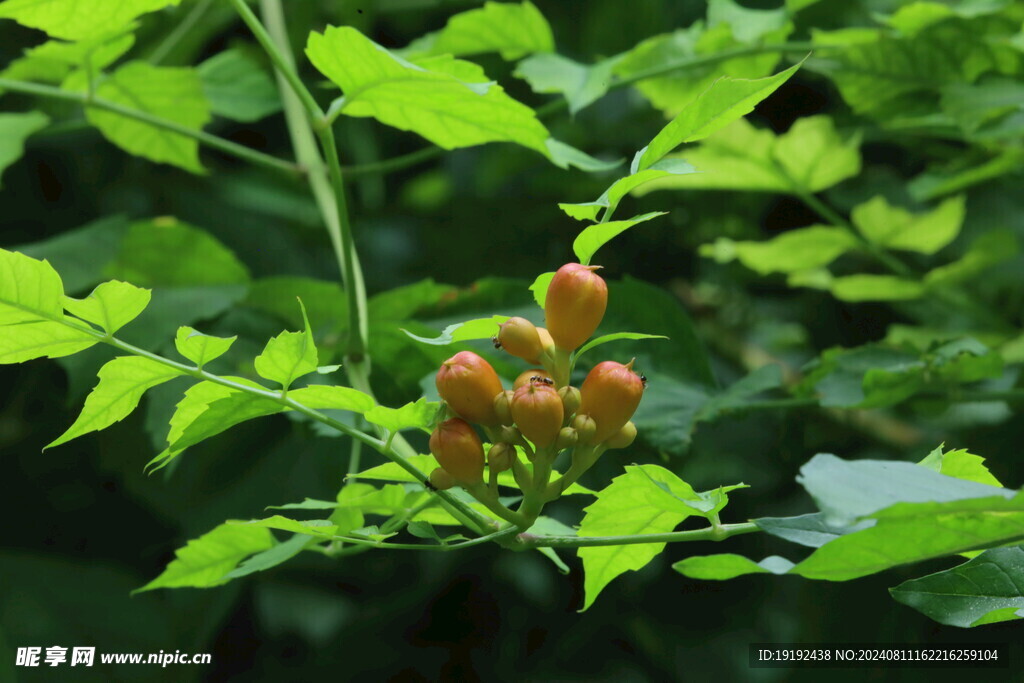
xmin=514 ymin=53 xmax=620 ymax=115
xmin=0 ymin=111 xmax=50 ymax=187
xmin=852 ymin=195 xmax=966 ymax=254
xmin=529 ymin=272 xmax=554 ymax=308
xmin=234 ymin=516 xmax=339 ymax=539
xmin=47 ymin=356 xmax=183 ymax=448
xmin=68 ymin=62 xmax=211 ymax=173
xmin=577 ymin=465 xmax=705 ymax=610
xmin=0 ymin=247 xmax=67 ymax=324
xmin=0 ymin=319 xmax=97 ymax=363
xmin=829 ymin=275 xmax=926 ymax=302
xmin=174 ymin=326 xmax=236 ymax=368
xmin=170 ymin=392 xmax=282 ymax=452
xmin=636 ymin=60 xmax=803 ymax=171
xmin=254 ymin=302 xmax=318 ymax=389
xmin=796 ymin=453 xmax=1012 ymax=524
xmin=560 ymin=161 xmax=694 ymax=222
xmin=707 ymin=0 xmax=790 ymax=43
xmin=575 ymin=332 xmax=669 ymax=360
xmin=0 ymin=32 xmax=133 ymax=86
xmin=197 ymin=48 xmax=282 ymax=123
xmin=612 ymin=20 xmax=792 ymax=118
xmin=924 ymin=231 xmax=1019 ymax=286
xmin=809 ymin=22 xmax=1006 ymax=117
xmin=0 ymin=0 xmax=181 ymax=41
xmin=940 ymin=77 xmax=1024 ymax=135
xmin=364 ymin=398 xmax=439 ymax=433
xmin=917 ymin=445 xmax=1003 ymax=488
xmin=700 ymin=226 xmax=858 ymax=275
xmin=697 ymin=364 xmax=784 ymax=421
xmin=106 ymin=217 xmax=250 ymax=287
xmin=222 ymin=533 xmax=312 ymax=580
xmin=402 ymin=314 xmax=509 ymax=345
xmin=755 ymin=513 xmax=870 ymax=548
xmin=890 ymin=545 xmax=1024 ymax=628
xmin=287 ymin=385 xmax=375 ymax=413
xmin=674 ymin=553 xmax=794 ymax=580
xmin=403 ymin=1 xmax=554 ymax=60
xmin=544 ymin=138 xmax=623 ymax=173
xmin=634 ymin=115 xmax=861 ymax=196
xmin=307 ymin=26 xmax=549 ymax=154
xmin=63 ymin=280 xmax=150 ymax=334
xmin=135 ymin=522 xmax=273 ymax=592
xmin=572 ymin=212 xmax=667 ymax=265
xmin=792 ymin=494 xmax=1024 ymax=581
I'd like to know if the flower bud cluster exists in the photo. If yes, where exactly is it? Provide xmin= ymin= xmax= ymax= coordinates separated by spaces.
xmin=427 ymin=263 xmax=645 ymax=492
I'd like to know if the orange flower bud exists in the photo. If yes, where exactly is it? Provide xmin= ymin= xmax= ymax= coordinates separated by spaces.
xmin=578 ymin=360 xmax=644 ymax=443
xmin=487 ymin=442 xmax=514 ymax=473
xmin=544 ymin=263 xmax=608 ymax=351
xmin=497 ymin=317 xmax=543 ymax=363
xmin=435 ymin=351 xmax=504 ymax=426
xmin=537 ymin=327 xmax=555 ymax=351
xmin=514 ymin=368 xmax=552 ymax=389
xmin=605 ymin=421 xmax=637 ymax=449
xmin=510 ymin=382 xmax=564 ymax=447
xmin=428 ymin=468 xmax=456 ymax=491
xmin=429 ymin=418 xmax=485 ymax=484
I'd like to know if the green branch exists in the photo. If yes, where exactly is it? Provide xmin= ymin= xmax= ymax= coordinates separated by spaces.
xmin=0 ymin=77 xmax=302 ymax=175
xmin=520 ymin=522 xmax=761 ymax=549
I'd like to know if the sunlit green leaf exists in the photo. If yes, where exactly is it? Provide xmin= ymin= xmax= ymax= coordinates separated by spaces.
xmin=700 ymin=226 xmax=858 ymax=274
xmin=47 ymin=356 xmax=182 ymax=448
xmin=560 ymin=161 xmax=694 ymax=221
xmin=0 ymin=247 xmax=67 ymax=324
xmin=830 ymin=275 xmax=926 ymax=302
xmin=63 ymin=280 xmax=150 ymax=334
xmin=575 ymin=332 xmax=669 ymax=360
xmin=674 ymin=553 xmax=794 ymax=580
xmin=66 ymin=62 xmax=211 ymax=173
xmin=174 ymin=326 xmax=236 ymax=368
xmin=0 ymin=319 xmax=96 ymax=363
xmin=515 ymin=53 xmax=620 ymax=115
xmin=254 ymin=302 xmax=318 ymax=389
xmin=0 ymin=32 xmax=134 ymax=86
xmin=0 ymin=0 xmax=180 ymax=41
xmin=636 ymin=60 xmax=802 ymax=170
xmin=364 ymin=397 xmax=439 ymax=433
xmin=234 ymin=517 xmax=339 ymax=539
xmin=135 ymin=522 xmax=273 ymax=592
xmin=307 ymin=26 xmax=549 ymax=154
xmin=918 ymin=444 xmax=1003 ymax=488
xmin=572 ymin=212 xmax=667 ymax=264
xmin=404 ymin=1 xmax=554 ymax=60
xmin=402 ymin=314 xmax=509 ymax=345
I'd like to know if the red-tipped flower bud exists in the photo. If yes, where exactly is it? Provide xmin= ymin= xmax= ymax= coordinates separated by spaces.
xmin=578 ymin=360 xmax=644 ymax=444
xmin=510 ymin=382 xmax=564 ymax=447
xmin=428 ymin=468 xmax=456 ymax=491
xmin=429 ymin=418 xmax=485 ymax=484
xmin=497 ymin=317 xmax=543 ymax=363
xmin=487 ymin=442 xmax=514 ymax=473
xmin=436 ymin=351 xmax=504 ymax=426
xmin=605 ymin=421 xmax=637 ymax=449
xmin=514 ymin=368 xmax=553 ymax=389
xmin=544 ymin=263 xmax=608 ymax=351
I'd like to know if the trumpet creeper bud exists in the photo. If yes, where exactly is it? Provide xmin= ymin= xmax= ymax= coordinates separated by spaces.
xmin=487 ymin=442 xmax=514 ymax=473
xmin=510 ymin=382 xmax=564 ymax=448
xmin=571 ymin=413 xmax=597 ymax=445
xmin=497 ymin=317 xmax=544 ymax=363
xmin=558 ymin=385 xmax=581 ymax=416
xmin=428 ymin=468 xmax=456 ymax=491
xmin=514 ymin=368 xmax=552 ymax=389
xmin=578 ymin=360 xmax=645 ymax=444
xmin=429 ymin=418 xmax=485 ymax=484
xmin=544 ymin=263 xmax=608 ymax=351
xmin=605 ymin=421 xmax=637 ymax=449
xmin=493 ymin=390 xmax=515 ymax=426
xmin=436 ymin=351 xmax=504 ymax=426
xmin=555 ymin=427 xmax=579 ymax=450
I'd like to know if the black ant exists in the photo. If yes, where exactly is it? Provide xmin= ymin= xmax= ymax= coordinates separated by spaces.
xmin=491 ymin=335 xmax=502 ymax=349
xmin=531 ymin=375 xmax=555 ymax=386
xmin=640 ymin=374 xmax=648 ymax=389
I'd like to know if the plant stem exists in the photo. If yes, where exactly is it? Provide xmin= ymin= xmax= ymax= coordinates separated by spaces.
xmin=331 ymin=525 xmax=519 ymax=551
xmin=0 ymin=78 xmax=301 ymax=175
xmin=520 ymin=522 xmax=760 ymax=549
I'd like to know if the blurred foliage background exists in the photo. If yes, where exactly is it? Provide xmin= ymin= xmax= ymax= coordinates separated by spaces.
xmin=2 ymin=0 xmax=1024 ymax=680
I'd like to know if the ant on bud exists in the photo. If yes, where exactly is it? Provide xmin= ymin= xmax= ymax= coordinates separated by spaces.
xmin=491 ymin=336 xmax=502 ymax=350
xmin=530 ymin=375 xmax=555 ymax=386
xmin=640 ymin=374 xmax=648 ymax=389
